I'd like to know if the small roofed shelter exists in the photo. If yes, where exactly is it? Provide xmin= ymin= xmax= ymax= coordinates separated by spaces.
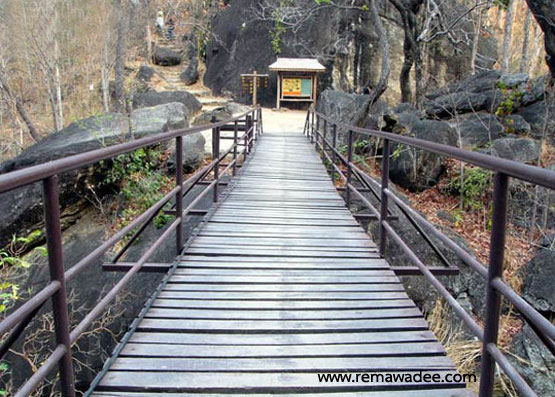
xmin=269 ymin=57 xmax=326 ymax=110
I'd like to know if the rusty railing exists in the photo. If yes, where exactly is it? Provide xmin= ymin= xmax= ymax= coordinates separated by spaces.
xmin=305 ymin=109 xmax=555 ymax=397
xmin=0 ymin=107 xmax=262 ymax=396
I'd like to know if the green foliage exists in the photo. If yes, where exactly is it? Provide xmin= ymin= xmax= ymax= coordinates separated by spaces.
xmin=448 ymin=167 xmax=492 ymax=211
xmin=495 ymin=84 xmax=524 ymax=117
xmin=270 ymin=0 xmax=293 ymax=55
xmin=354 ymin=139 xmax=370 ymax=155
xmin=493 ymin=0 xmax=510 ymax=9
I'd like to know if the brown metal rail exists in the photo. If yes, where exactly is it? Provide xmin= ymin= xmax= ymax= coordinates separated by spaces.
xmin=305 ymin=109 xmax=555 ymax=397
xmin=0 ymin=107 xmax=263 ymax=397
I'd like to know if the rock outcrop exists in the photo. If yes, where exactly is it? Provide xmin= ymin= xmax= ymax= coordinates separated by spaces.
xmin=0 ymin=103 xmax=200 ymax=248
xmin=132 ymin=90 xmax=202 ymax=119
xmin=152 ymin=45 xmax=182 ymax=66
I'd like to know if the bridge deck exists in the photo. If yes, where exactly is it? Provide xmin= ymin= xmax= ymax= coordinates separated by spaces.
xmin=91 ymin=132 xmax=472 ymax=396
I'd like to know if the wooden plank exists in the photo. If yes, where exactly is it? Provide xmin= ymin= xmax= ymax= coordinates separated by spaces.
xmin=151 ymin=298 xmax=415 ymax=310
xmin=143 ymin=307 xmax=423 ymax=320
xmin=166 ymin=275 xmax=397 ymax=284
xmin=136 ymin=317 xmax=430 ymax=332
xmin=97 ymin=370 xmax=464 ymax=392
xmin=108 ymin=356 xmax=456 ymax=372
xmin=120 ymin=341 xmax=445 ymax=358
xmin=127 ymin=330 xmax=438 ymax=345
xmin=172 ymin=269 xmax=395 ymax=276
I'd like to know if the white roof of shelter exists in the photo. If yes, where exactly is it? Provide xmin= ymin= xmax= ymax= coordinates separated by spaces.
xmin=269 ymin=57 xmax=326 ymax=73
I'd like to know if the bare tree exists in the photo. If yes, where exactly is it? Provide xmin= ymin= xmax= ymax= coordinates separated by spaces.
xmin=0 ymin=62 xmax=40 ymax=142
xmin=114 ymin=0 xmax=127 ymax=113
xmin=519 ymin=5 xmax=533 ymax=73
xmin=501 ymin=0 xmax=516 ymax=73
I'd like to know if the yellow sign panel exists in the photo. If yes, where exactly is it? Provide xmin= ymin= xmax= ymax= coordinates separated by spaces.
xmin=283 ymin=78 xmax=302 ymax=96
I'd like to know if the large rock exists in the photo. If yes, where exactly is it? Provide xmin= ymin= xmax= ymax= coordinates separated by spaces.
xmin=426 ymin=70 xmax=501 ymax=100
xmin=167 ymin=133 xmax=206 ymax=173
xmin=152 ymin=45 xmax=182 ymax=66
xmin=456 ymin=113 xmax=505 ymax=148
xmin=136 ymin=63 xmax=155 ymax=82
xmin=389 ymin=120 xmax=458 ymax=192
xmin=0 ymin=105 xmax=189 ymax=249
xmin=487 ymin=137 xmax=540 ymax=163
xmin=192 ymin=109 xmax=233 ymax=126
xmin=521 ymin=234 xmax=555 ymax=313
xmin=425 ymin=92 xmax=489 ymax=119
xmin=130 ymin=102 xmax=188 ymax=136
xmin=503 ymin=114 xmax=532 ymax=135
xmin=180 ymin=58 xmax=199 ymax=86
xmin=132 ymin=90 xmax=202 ymax=119
xmin=510 ymin=324 xmax=555 ymax=397
xmin=516 ymin=100 xmax=555 ymax=143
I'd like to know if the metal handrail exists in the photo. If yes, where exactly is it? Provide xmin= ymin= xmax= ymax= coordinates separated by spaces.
xmin=0 ymin=106 xmax=263 ymax=397
xmin=306 ymin=109 xmax=554 ymax=397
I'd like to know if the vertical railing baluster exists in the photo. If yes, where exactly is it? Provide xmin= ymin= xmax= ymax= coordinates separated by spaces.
xmin=175 ymin=136 xmax=183 ymax=253
xmin=379 ymin=139 xmax=390 ymax=257
xmin=346 ymin=130 xmax=353 ymax=208
xmin=247 ymin=114 xmax=253 ymax=154
xmin=243 ymin=117 xmax=248 ymax=162
xmin=212 ymin=125 xmax=220 ymax=203
xmin=313 ymin=114 xmax=318 ymax=144
xmin=233 ymin=120 xmax=238 ymax=177
xmin=331 ymin=124 xmax=337 ymax=184
xmin=322 ymin=119 xmax=327 ymax=157
xmin=42 ymin=176 xmax=75 ymax=397
xmin=259 ymin=107 xmax=263 ymax=136
xmin=479 ymin=172 xmax=509 ymax=397
xmin=310 ymin=110 xmax=315 ymax=141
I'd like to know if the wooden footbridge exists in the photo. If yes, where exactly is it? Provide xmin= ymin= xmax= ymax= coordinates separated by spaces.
xmin=1 ymin=107 xmax=554 ymax=397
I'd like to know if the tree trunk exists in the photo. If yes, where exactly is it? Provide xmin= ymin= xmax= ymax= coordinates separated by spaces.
xmin=519 ymin=7 xmax=533 ymax=73
xmin=400 ymin=34 xmax=414 ymax=104
xmin=525 ymin=0 xmax=555 ymax=77
xmin=54 ymin=39 xmax=64 ymax=130
xmin=356 ymin=0 xmax=390 ymax=125
xmin=0 ymin=68 xmax=40 ymax=142
xmin=471 ymin=0 xmax=484 ymax=73
xmin=114 ymin=0 xmax=126 ymax=113
xmin=502 ymin=0 xmax=516 ymax=73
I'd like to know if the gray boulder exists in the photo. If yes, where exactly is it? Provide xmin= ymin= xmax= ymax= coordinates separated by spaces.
xmin=456 ymin=113 xmax=505 ymax=148
xmin=425 ymin=92 xmax=489 ymax=119
xmin=521 ymin=234 xmax=555 ymax=313
xmin=0 ymin=106 xmax=189 ymax=249
xmin=516 ymin=100 xmax=555 ymax=143
xmin=225 ymin=102 xmax=252 ymax=116
xmin=503 ymin=114 xmax=532 ymax=135
xmin=167 ymin=133 xmax=206 ymax=172
xmin=192 ymin=109 xmax=233 ymax=126
xmin=487 ymin=137 xmax=540 ymax=163
xmin=137 ymin=64 xmax=155 ymax=82
xmin=153 ymin=45 xmax=182 ymax=66
xmin=180 ymin=58 xmax=199 ymax=86
xmin=499 ymin=73 xmax=529 ymax=88
xmin=389 ymin=120 xmax=458 ymax=192
xmin=426 ymin=70 xmax=501 ymax=100
xmin=132 ymin=90 xmax=202 ymax=119
xmin=131 ymin=103 xmax=188 ymax=136
xmin=510 ymin=324 xmax=555 ymax=397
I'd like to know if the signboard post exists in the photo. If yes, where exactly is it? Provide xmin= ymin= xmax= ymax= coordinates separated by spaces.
xmin=240 ymin=71 xmax=269 ymax=106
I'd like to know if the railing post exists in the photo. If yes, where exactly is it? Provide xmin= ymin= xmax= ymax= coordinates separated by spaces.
xmin=243 ymin=117 xmax=248 ymax=162
xmin=258 ymin=107 xmax=263 ymax=136
xmin=345 ymin=130 xmax=353 ymax=208
xmin=246 ymin=114 xmax=253 ymax=154
xmin=331 ymin=124 xmax=337 ymax=183
xmin=310 ymin=110 xmax=315 ymax=141
xmin=175 ymin=136 xmax=183 ymax=254
xmin=233 ymin=120 xmax=238 ymax=177
xmin=322 ymin=119 xmax=327 ymax=157
xmin=312 ymin=114 xmax=318 ymax=144
xmin=379 ymin=139 xmax=390 ymax=257
xmin=212 ymin=126 xmax=220 ymax=203
xmin=42 ymin=176 xmax=75 ymax=397
xmin=479 ymin=172 xmax=509 ymax=397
